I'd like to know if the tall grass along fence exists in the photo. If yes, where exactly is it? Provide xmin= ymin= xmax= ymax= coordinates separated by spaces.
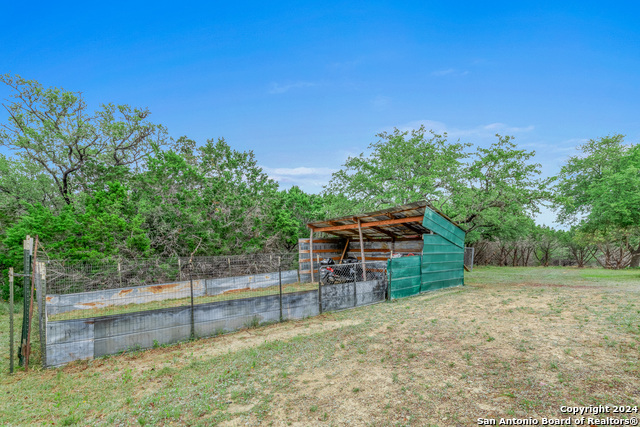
xmin=38 ymin=254 xmax=387 ymax=367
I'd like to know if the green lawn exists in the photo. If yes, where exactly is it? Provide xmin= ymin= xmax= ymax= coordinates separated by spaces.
xmin=1 ymin=266 xmax=639 ymax=426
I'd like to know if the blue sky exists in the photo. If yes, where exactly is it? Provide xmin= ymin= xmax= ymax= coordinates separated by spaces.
xmin=2 ymin=1 xmax=639 ymax=226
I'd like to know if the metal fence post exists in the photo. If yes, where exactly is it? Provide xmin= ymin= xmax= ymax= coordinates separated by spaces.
xmin=9 ymin=267 xmax=14 ymax=374
xmin=19 ymin=235 xmax=33 ymax=367
xmin=317 ymin=255 xmax=322 ymax=314
xmin=353 ymin=265 xmax=357 ymax=307
xmin=387 ymin=261 xmax=392 ymax=301
xmin=36 ymin=262 xmax=46 ymax=369
xmin=278 ymin=256 xmax=283 ymax=322
xmin=189 ymin=264 xmax=195 ymax=340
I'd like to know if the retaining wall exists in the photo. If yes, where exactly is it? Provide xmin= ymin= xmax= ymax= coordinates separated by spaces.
xmin=47 ymin=269 xmax=299 ymax=315
xmin=45 ymin=277 xmax=386 ymax=367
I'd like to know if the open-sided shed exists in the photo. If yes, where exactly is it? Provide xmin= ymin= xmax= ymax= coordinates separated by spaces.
xmin=301 ymin=202 xmax=466 ymax=298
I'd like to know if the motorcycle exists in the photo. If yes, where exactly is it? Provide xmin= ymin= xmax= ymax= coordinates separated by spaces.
xmin=319 ymin=256 xmax=362 ymax=285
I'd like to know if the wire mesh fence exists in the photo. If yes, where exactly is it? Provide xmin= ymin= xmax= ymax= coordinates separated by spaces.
xmin=46 ymin=253 xmax=305 ymax=321
xmin=45 ymin=253 xmax=300 ymax=295
xmin=464 ymin=247 xmax=475 ymax=271
xmin=43 ymin=255 xmax=390 ymax=367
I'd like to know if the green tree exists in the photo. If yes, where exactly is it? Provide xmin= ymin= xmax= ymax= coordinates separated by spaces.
xmin=133 ymin=147 xmax=206 ymax=257
xmin=451 ymin=135 xmax=549 ymax=233
xmin=3 ymin=181 xmax=149 ymax=261
xmin=269 ymin=186 xmax=326 ymax=251
xmin=133 ymin=138 xmax=281 ymax=256
xmin=554 ymin=135 xmax=640 ymax=267
xmin=0 ymin=181 xmax=150 ymax=298
xmin=559 ymin=228 xmax=597 ymax=268
xmin=0 ymin=75 xmax=166 ymax=207
xmin=325 ymin=127 xmax=468 ymax=213
xmin=324 ymin=127 xmax=549 ymax=236
xmin=532 ymin=225 xmax=560 ymax=267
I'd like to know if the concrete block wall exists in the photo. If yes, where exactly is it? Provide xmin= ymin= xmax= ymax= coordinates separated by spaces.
xmin=45 ymin=277 xmax=386 ymax=367
xmin=320 ymin=279 xmax=386 ymax=312
xmin=47 ymin=270 xmax=300 ymax=315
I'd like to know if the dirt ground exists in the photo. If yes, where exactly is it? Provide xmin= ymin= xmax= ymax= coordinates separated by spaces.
xmin=1 ymin=267 xmax=639 ymax=426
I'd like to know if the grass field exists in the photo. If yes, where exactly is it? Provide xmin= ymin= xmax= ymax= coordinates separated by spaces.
xmin=1 ymin=267 xmax=639 ymax=426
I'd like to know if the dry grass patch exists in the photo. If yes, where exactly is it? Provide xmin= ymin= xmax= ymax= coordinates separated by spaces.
xmin=1 ymin=267 xmax=639 ymax=426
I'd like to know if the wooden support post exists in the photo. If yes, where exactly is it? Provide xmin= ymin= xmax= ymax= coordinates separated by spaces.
xmin=358 ymin=219 xmax=367 ymax=281
xmin=309 ymin=230 xmax=314 ymax=283
xmin=9 ymin=267 xmax=14 ymax=374
xmin=25 ymin=236 xmax=39 ymax=371
xmin=339 ymin=239 xmax=350 ymax=264
xmin=117 ymin=261 xmax=122 ymax=287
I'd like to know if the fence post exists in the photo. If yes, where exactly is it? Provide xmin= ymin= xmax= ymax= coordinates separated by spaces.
xmin=9 ymin=267 xmax=14 ymax=374
xmin=36 ymin=262 xmax=46 ymax=369
xmin=317 ymin=255 xmax=322 ymax=314
xmin=117 ymin=261 xmax=122 ymax=287
xmin=387 ymin=261 xmax=392 ymax=300
xmin=353 ymin=265 xmax=357 ymax=307
xmin=278 ymin=256 xmax=283 ymax=322
xmin=19 ymin=235 xmax=33 ymax=367
xmin=189 ymin=264 xmax=195 ymax=340
xmin=178 ymin=258 xmax=182 ymax=281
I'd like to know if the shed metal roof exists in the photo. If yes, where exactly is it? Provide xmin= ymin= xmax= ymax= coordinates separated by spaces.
xmin=306 ymin=201 xmax=465 ymax=241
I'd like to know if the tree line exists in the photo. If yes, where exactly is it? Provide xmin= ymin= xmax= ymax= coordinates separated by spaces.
xmin=0 ymin=76 xmax=638 ymax=296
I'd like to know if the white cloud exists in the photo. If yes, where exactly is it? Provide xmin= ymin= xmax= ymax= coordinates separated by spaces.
xmin=482 ymin=123 xmax=535 ymax=133
xmin=261 ymin=166 xmax=338 ymax=194
xmin=267 ymin=81 xmax=317 ymax=94
xmin=391 ymin=120 xmax=535 ymax=140
xmin=265 ymin=166 xmax=336 ymax=176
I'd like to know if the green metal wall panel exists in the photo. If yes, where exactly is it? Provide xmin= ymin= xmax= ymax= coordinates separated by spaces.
xmin=388 ymin=207 xmax=466 ymax=300
xmin=422 ymin=206 xmax=465 ymax=248
xmin=388 ymin=256 xmax=422 ymax=299
xmin=420 ymin=234 xmax=464 ymax=292
xmin=424 ymin=253 xmax=464 ymax=263
xmin=420 ymin=277 xmax=464 ymax=292
xmin=388 ymin=255 xmax=422 ymax=268
xmin=422 ymin=262 xmax=461 ymax=272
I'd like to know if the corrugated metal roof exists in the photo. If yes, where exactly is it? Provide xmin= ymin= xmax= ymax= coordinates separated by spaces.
xmin=307 ymin=201 xmax=464 ymax=241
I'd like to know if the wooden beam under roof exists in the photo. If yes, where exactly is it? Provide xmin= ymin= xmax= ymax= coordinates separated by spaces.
xmin=308 ymin=215 xmax=424 ymax=233
xmin=371 ymin=226 xmax=397 ymax=239
xmin=327 ymin=221 xmax=360 ymax=237
xmin=401 ymin=222 xmax=425 ymax=235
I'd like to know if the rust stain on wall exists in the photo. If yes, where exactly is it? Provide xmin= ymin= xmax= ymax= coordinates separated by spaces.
xmin=46 ymin=296 xmax=52 ymax=302
xmin=80 ymin=302 xmax=97 ymax=307
xmin=118 ymin=289 xmax=134 ymax=296
xmin=223 ymin=287 xmax=251 ymax=294
xmin=145 ymin=283 xmax=181 ymax=294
